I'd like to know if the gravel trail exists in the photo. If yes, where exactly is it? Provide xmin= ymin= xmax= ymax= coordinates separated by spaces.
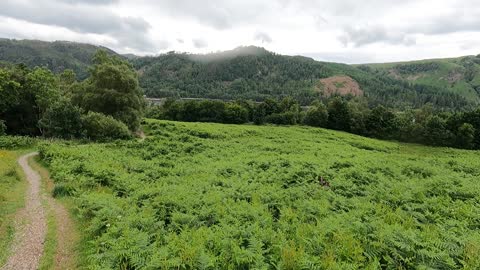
xmin=1 ymin=152 xmax=46 ymax=270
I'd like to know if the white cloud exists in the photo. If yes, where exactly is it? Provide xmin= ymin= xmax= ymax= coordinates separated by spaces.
xmin=0 ymin=0 xmax=479 ymax=62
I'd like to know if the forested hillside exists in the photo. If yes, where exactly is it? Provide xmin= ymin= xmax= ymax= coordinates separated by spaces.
xmin=0 ymin=39 xmax=117 ymax=79
xmin=364 ymin=55 xmax=480 ymax=104
xmin=0 ymin=39 xmax=477 ymax=110
xmin=133 ymin=46 xmax=473 ymax=109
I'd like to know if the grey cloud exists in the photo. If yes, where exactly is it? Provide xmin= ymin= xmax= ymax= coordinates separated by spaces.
xmin=339 ymin=26 xmax=416 ymax=47
xmin=0 ymin=0 xmax=155 ymax=52
xmin=143 ymin=0 xmax=270 ymax=30
xmin=412 ymin=9 xmax=480 ymax=35
xmin=59 ymin=0 xmax=119 ymax=5
xmin=193 ymin=38 xmax=208 ymax=48
xmin=254 ymin=32 xmax=272 ymax=43
xmin=304 ymin=51 xmax=376 ymax=64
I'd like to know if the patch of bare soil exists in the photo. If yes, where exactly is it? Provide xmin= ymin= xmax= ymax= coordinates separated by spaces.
xmin=316 ymin=75 xmax=363 ymax=97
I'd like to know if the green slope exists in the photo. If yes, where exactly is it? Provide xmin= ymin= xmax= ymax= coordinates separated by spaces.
xmin=364 ymin=55 xmax=480 ymax=103
xmin=0 ymin=39 xmax=476 ymax=109
xmin=0 ymin=38 xmax=117 ymax=79
xmin=39 ymin=119 xmax=480 ymax=269
xmin=133 ymin=46 xmax=472 ymax=109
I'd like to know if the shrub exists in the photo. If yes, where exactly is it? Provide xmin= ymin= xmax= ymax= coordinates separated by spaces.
xmin=223 ymin=103 xmax=249 ymax=124
xmin=265 ymin=112 xmax=300 ymax=125
xmin=38 ymin=98 xmax=85 ymax=139
xmin=81 ymin=112 xmax=132 ymax=141
xmin=0 ymin=136 xmax=36 ymax=149
xmin=304 ymin=104 xmax=328 ymax=127
xmin=52 ymin=183 xmax=76 ymax=197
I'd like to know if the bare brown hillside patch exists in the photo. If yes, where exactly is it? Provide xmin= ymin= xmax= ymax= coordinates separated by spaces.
xmin=316 ymin=76 xmax=363 ymax=97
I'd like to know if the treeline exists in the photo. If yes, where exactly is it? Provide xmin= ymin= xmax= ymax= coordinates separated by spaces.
xmin=147 ymin=97 xmax=480 ymax=149
xmin=0 ymin=51 xmax=144 ymax=141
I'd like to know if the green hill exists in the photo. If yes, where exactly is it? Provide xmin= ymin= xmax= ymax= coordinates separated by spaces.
xmin=0 ymin=39 xmax=476 ymax=110
xmin=0 ymin=38 xmax=117 ymax=79
xmin=363 ymin=55 xmax=480 ymax=104
xmin=133 ymin=46 xmax=472 ymax=109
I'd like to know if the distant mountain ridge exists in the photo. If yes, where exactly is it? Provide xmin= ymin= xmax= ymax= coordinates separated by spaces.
xmin=0 ymin=38 xmax=117 ymax=79
xmin=0 ymin=38 xmax=477 ymax=110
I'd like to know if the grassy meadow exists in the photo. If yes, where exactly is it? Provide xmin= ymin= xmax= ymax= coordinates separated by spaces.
xmin=39 ymin=119 xmax=480 ymax=269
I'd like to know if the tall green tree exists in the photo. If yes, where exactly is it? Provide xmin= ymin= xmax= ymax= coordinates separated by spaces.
xmin=423 ymin=115 xmax=452 ymax=146
xmin=0 ymin=68 xmax=21 ymax=115
xmin=456 ymin=123 xmax=475 ymax=149
xmin=1 ymin=66 xmax=60 ymax=135
xmin=38 ymin=98 xmax=84 ymax=139
xmin=365 ymin=105 xmax=398 ymax=139
xmin=327 ymin=97 xmax=351 ymax=131
xmin=75 ymin=50 xmax=144 ymax=131
xmin=304 ymin=101 xmax=328 ymax=127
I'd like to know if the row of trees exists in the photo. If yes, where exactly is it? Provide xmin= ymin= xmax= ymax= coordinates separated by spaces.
xmin=0 ymin=51 xmax=144 ymax=140
xmin=147 ymin=97 xmax=480 ymax=149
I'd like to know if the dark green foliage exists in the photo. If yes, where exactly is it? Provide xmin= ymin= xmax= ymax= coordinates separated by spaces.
xmin=52 ymin=183 xmax=76 ymax=198
xmin=81 ymin=112 xmax=132 ymax=141
xmin=365 ymin=106 xmax=398 ymax=139
xmin=0 ymin=136 xmax=36 ymax=149
xmin=423 ymin=115 xmax=452 ymax=146
xmin=395 ymin=62 xmax=441 ymax=75
xmin=456 ymin=123 xmax=475 ymax=149
xmin=0 ymin=65 xmax=60 ymax=135
xmin=73 ymin=51 xmax=144 ymax=131
xmin=223 ymin=103 xmax=249 ymax=124
xmin=327 ymin=97 xmax=351 ymax=131
xmin=0 ymin=49 xmax=144 ymax=140
xmin=0 ymin=120 xmax=5 ymax=136
xmin=38 ymin=98 xmax=85 ymax=139
xmin=0 ymin=67 xmax=21 ymax=115
xmin=304 ymin=102 xmax=328 ymax=127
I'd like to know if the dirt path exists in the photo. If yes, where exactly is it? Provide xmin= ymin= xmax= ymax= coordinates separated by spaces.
xmin=33 ymin=158 xmax=78 ymax=270
xmin=2 ymin=152 xmax=47 ymax=270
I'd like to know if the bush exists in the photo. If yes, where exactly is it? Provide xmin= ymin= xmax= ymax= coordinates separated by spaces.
xmin=304 ymin=104 xmax=328 ymax=127
xmin=52 ymin=183 xmax=76 ymax=197
xmin=81 ymin=112 xmax=132 ymax=141
xmin=265 ymin=112 xmax=300 ymax=125
xmin=223 ymin=103 xmax=249 ymax=124
xmin=39 ymin=98 xmax=85 ymax=139
xmin=0 ymin=136 xmax=36 ymax=149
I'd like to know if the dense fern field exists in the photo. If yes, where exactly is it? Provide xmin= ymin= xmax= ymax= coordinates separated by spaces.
xmin=40 ymin=120 xmax=480 ymax=269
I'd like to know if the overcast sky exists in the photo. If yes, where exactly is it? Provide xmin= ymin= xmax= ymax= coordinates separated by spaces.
xmin=0 ymin=0 xmax=479 ymax=63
